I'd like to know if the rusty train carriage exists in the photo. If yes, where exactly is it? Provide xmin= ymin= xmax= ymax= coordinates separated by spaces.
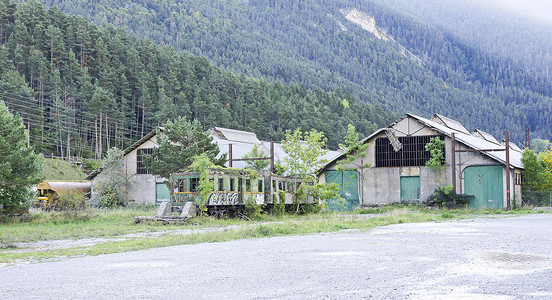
xmin=169 ymin=168 xmax=309 ymax=212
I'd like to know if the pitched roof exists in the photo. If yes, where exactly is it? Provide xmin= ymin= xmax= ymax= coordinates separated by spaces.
xmin=472 ymin=129 xmax=501 ymax=145
xmin=321 ymin=114 xmax=523 ymax=171
xmin=409 ymin=113 xmax=522 ymax=168
xmin=431 ymin=114 xmax=471 ymax=135
xmin=210 ymin=127 xmax=260 ymax=144
xmin=88 ymin=126 xmax=340 ymax=179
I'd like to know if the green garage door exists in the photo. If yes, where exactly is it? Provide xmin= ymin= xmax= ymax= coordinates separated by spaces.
xmin=464 ymin=165 xmax=503 ymax=209
xmin=400 ymin=176 xmax=420 ymax=203
xmin=325 ymin=170 xmax=359 ymax=211
xmin=156 ymin=182 xmax=171 ymax=203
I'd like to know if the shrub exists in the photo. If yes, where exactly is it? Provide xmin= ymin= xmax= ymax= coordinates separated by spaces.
xmin=270 ymin=191 xmax=286 ymax=216
xmin=426 ymin=185 xmax=473 ymax=208
xmin=51 ymin=192 xmax=87 ymax=210
xmin=244 ymin=199 xmax=263 ymax=220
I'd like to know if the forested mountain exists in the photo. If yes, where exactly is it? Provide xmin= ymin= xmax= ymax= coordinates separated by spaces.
xmin=28 ymin=0 xmax=552 ymax=143
xmin=0 ymin=0 xmax=394 ymax=160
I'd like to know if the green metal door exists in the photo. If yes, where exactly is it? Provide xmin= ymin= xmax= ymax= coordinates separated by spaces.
xmin=156 ymin=182 xmax=171 ymax=203
xmin=325 ymin=170 xmax=360 ymax=211
xmin=464 ymin=165 xmax=503 ymax=209
xmin=400 ymin=176 xmax=420 ymax=203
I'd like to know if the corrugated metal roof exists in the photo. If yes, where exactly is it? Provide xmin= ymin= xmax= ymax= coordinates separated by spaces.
xmin=210 ymin=127 xmax=260 ymax=144
xmin=472 ymin=129 xmax=501 ymax=145
xmin=409 ymin=114 xmax=523 ymax=169
xmin=213 ymin=136 xmax=340 ymax=173
xmin=321 ymin=114 xmax=523 ymax=171
xmin=432 ymin=114 xmax=471 ymax=135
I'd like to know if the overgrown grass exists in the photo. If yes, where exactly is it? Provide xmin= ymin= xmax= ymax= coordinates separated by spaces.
xmin=42 ymin=158 xmax=86 ymax=181
xmin=0 ymin=205 xmax=542 ymax=264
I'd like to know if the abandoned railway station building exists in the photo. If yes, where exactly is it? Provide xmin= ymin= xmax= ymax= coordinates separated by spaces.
xmin=89 ymin=126 xmax=339 ymax=205
xmin=319 ymin=114 xmax=523 ymax=210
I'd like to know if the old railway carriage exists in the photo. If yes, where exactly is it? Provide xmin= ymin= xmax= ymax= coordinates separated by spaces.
xmin=169 ymin=168 xmax=307 ymax=213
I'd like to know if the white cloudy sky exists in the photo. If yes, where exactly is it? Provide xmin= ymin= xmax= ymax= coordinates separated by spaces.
xmin=489 ymin=0 xmax=552 ymax=24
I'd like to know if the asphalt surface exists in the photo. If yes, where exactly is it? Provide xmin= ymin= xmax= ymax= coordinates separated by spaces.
xmin=2 ymin=214 xmax=552 ymax=299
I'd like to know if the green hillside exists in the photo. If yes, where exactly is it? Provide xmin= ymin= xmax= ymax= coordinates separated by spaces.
xmin=29 ymin=0 xmax=552 ymax=143
xmin=42 ymin=158 xmax=86 ymax=180
xmin=0 ymin=0 xmax=395 ymax=161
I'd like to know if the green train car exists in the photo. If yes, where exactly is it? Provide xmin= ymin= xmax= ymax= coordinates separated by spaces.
xmin=169 ymin=168 xmax=310 ymax=214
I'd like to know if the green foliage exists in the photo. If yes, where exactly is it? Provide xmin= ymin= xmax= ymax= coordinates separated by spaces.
xmin=273 ymin=161 xmax=286 ymax=176
xmin=282 ymin=129 xmax=328 ymax=177
xmin=94 ymin=147 xmax=131 ymax=208
xmin=0 ymin=101 xmax=43 ymax=215
xmin=521 ymin=149 xmax=550 ymax=192
xmin=190 ymin=153 xmax=216 ymax=215
xmin=336 ymin=125 xmax=370 ymax=202
xmin=425 ymin=137 xmax=445 ymax=182
xmin=143 ymin=118 xmax=225 ymax=179
xmin=244 ymin=199 xmax=263 ymax=220
xmin=337 ymin=124 xmax=370 ymax=169
xmin=42 ymin=158 xmax=86 ymax=181
xmin=50 ymin=191 xmax=87 ymax=211
xmin=30 ymin=0 xmax=552 ymax=143
xmin=270 ymin=190 xmax=287 ymax=216
xmin=82 ymin=159 xmax=101 ymax=175
xmin=531 ymin=139 xmax=551 ymax=153
xmin=0 ymin=0 xmax=394 ymax=160
xmin=242 ymin=143 xmax=270 ymax=170
xmin=426 ymin=185 xmax=473 ymax=209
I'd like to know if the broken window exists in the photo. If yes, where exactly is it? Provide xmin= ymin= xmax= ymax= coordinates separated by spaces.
xmin=230 ymin=178 xmax=235 ymax=191
xmin=136 ymin=148 xmax=154 ymax=174
xmin=218 ymin=178 xmax=224 ymax=191
xmin=375 ymin=135 xmax=444 ymax=167
xmin=190 ymin=177 xmax=199 ymax=192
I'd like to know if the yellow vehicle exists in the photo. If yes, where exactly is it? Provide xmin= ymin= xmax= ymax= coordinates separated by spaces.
xmin=36 ymin=181 xmax=91 ymax=207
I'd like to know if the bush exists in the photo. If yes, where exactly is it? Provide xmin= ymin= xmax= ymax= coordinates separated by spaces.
xmin=244 ymin=199 xmax=262 ymax=220
xmin=270 ymin=191 xmax=286 ymax=216
xmin=95 ymin=182 xmax=125 ymax=208
xmin=426 ymin=185 xmax=473 ymax=208
xmin=50 ymin=192 xmax=87 ymax=211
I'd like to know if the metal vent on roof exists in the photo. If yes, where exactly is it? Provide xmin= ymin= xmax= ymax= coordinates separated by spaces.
xmin=385 ymin=129 xmax=402 ymax=152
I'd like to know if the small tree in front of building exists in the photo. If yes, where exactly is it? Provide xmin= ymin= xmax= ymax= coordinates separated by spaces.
xmin=242 ymin=143 xmax=270 ymax=170
xmin=0 ymin=101 xmax=43 ymax=216
xmin=336 ymin=124 xmax=371 ymax=202
xmin=94 ymin=147 xmax=132 ymax=208
xmin=522 ymin=148 xmax=549 ymax=192
xmin=143 ymin=117 xmax=226 ymax=179
xmin=282 ymin=129 xmax=338 ymax=212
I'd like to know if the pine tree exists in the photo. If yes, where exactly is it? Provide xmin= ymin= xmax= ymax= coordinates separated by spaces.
xmin=0 ymin=101 xmax=43 ymax=215
xmin=143 ymin=117 xmax=226 ymax=179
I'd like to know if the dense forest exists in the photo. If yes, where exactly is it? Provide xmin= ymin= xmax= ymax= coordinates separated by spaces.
xmin=0 ymin=0 xmax=394 ymax=160
xmin=29 ymin=0 xmax=552 ymax=143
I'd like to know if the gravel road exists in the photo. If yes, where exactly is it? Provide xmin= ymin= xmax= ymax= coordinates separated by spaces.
xmin=2 ymin=214 xmax=551 ymax=299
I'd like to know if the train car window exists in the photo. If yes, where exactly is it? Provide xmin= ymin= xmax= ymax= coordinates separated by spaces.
xmin=272 ymin=180 xmax=276 ymax=191
xmin=190 ymin=177 xmax=199 ymax=192
xmin=238 ymin=178 xmax=243 ymax=192
xmin=230 ymin=178 xmax=235 ymax=191
xmin=258 ymin=180 xmax=263 ymax=192
xmin=218 ymin=178 xmax=224 ymax=191
xmin=178 ymin=179 xmax=186 ymax=192
xmin=278 ymin=181 xmax=283 ymax=191
xmin=245 ymin=179 xmax=251 ymax=192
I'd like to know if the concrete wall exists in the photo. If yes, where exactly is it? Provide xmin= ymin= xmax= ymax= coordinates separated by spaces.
xmin=321 ymin=116 xmax=520 ymax=208
xmin=91 ymin=136 xmax=166 ymax=205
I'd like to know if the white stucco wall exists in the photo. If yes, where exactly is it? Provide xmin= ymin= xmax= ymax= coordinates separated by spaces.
xmin=91 ymin=135 xmax=166 ymax=205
